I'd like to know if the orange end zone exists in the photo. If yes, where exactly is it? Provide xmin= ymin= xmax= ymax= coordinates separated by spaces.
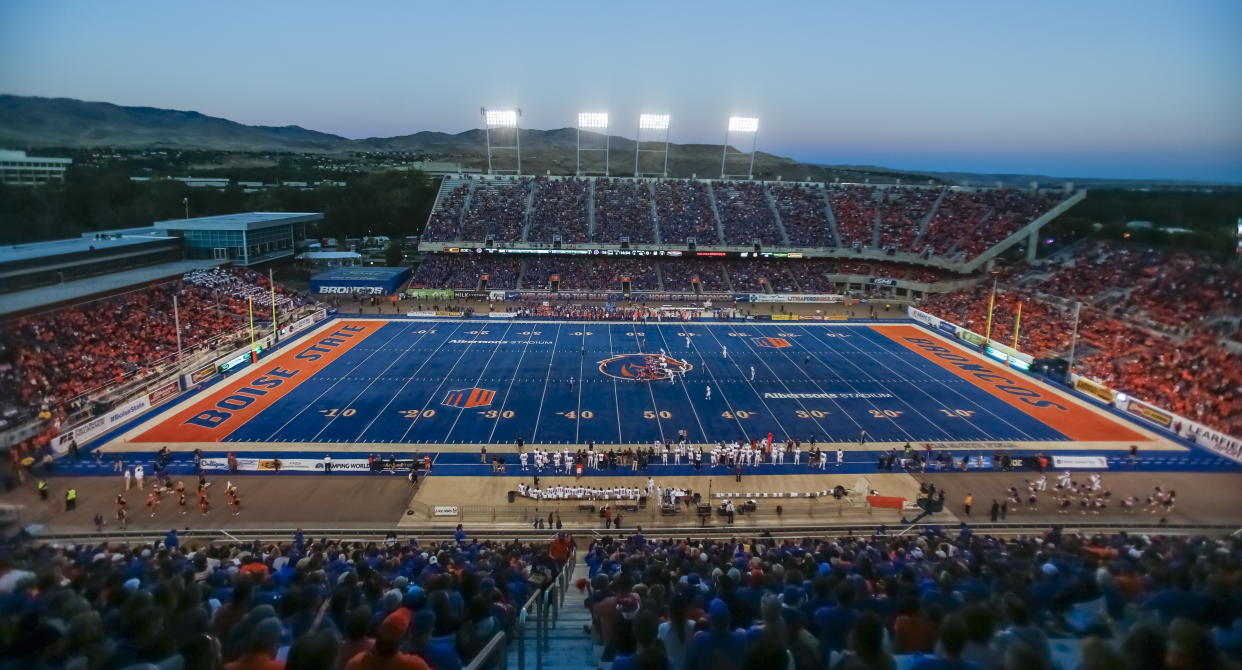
xmin=134 ymin=320 xmax=385 ymax=443
xmin=870 ymin=325 xmax=1149 ymax=442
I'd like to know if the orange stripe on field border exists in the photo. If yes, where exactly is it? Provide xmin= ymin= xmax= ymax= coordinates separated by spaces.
xmin=870 ymin=324 xmax=1148 ymax=442
xmin=134 ymin=320 xmax=386 ymax=443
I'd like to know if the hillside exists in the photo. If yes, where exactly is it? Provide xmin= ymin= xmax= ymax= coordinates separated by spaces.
xmin=0 ymin=95 xmax=922 ymax=182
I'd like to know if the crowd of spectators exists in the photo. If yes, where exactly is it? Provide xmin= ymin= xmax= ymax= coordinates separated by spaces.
xmin=714 ymin=183 xmax=784 ymax=246
xmin=659 ymin=261 xmax=732 ymax=293
xmin=427 ymin=178 xmax=1068 ymax=266
xmin=459 ymin=180 xmax=531 ymax=242
xmin=582 ymin=528 xmax=1242 ymax=670
xmin=594 ymin=179 xmax=657 ymax=244
xmin=827 ymin=185 xmax=880 ymax=249
xmin=527 ymin=177 xmax=590 ymax=243
xmin=408 ymin=256 xmax=522 ymax=290
xmin=729 ymin=261 xmax=800 ymax=293
xmin=422 ymin=184 xmax=469 ymax=242
xmin=770 ymin=184 xmax=835 ymax=248
xmin=0 ymin=268 xmax=302 ymax=425
xmin=183 ymin=268 xmax=308 ymax=314
xmin=919 ymin=243 xmax=1242 ymax=437
xmin=920 ymin=189 xmax=1061 ymax=259
xmin=654 ymin=181 xmax=720 ymax=245
xmin=0 ymin=531 xmax=575 ymax=670
xmin=523 ymin=259 xmax=659 ymax=292
xmin=877 ymin=187 xmax=940 ymax=252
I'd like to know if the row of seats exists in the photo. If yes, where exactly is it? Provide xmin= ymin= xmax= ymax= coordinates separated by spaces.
xmin=0 ymin=530 xmax=574 ymax=670
xmin=408 ymin=255 xmax=965 ymax=292
xmin=919 ymin=242 xmax=1242 ymax=438
xmin=422 ymin=177 xmax=1068 ymax=261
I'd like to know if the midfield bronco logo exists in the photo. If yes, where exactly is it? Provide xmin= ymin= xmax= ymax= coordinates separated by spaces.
xmin=598 ymin=354 xmax=693 ymax=382
xmin=442 ymin=387 xmax=496 ymax=409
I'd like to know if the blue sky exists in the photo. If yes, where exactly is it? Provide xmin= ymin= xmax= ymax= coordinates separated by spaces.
xmin=2 ymin=0 xmax=1240 ymax=182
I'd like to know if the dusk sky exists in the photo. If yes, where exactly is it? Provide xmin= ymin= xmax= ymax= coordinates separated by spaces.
xmin=2 ymin=0 xmax=1241 ymax=182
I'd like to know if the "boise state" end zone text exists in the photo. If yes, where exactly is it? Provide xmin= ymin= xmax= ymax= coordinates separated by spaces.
xmin=184 ymin=324 xmax=369 ymax=429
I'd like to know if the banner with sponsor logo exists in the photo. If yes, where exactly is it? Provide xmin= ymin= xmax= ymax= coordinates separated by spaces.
xmin=453 ymin=291 xmax=491 ymax=299
xmin=488 ymin=312 xmax=518 ymax=318
xmin=311 ymin=308 xmax=328 ymax=323
xmin=826 ymin=315 xmax=849 ymax=321
xmin=147 ymin=379 xmax=182 ymax=407
xmin=1177 ymin=418 xmax=1242 ymax=463
xmin=958 ymin=330 xmax=985 ymax=347
xmin=1123 ymin=397 xmax=1174 ymax=428
xmin=407 ymin=311 xmax=437 ymax=317
xmin=937 ymin=321 xmax=958 ymax=337
xmin=1072 ymin=375 xmax=1116 ymax=404
xmin=434 ymin=311 xmax=463 ymax=318
xmin=1053 ymin=455 xmax=1108 ymax=469
xmin=871 ymin=277 xmax=898 ymax=286
xmin=749 ymin=294 xmax=845 ymax=304
xmin=52 ymin=395 xmax=151 ymax=453
xmin=407 ymin=289 xmax=455 ymax=300
xmin=434 ymin=506 xmax=460 ymax=516
xmin=488 ymin=290 xmax=507 ymax=301
xmin=907 ymin=307 xmax=940 ymax=328
xmin=190 ymin=363 xmax=217 ymax=385
xmin=278 ymin=315 xmax=314 ymax=339
xmin=198 ymin=457 xmax=370 ymax=472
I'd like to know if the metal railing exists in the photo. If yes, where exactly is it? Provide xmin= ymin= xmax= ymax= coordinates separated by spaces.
xmin=461 ymin=543 xmax=577 ymax=670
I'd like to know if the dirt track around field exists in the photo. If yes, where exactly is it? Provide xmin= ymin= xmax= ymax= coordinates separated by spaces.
xmin=7 ymin=470 xmax=1241 ymax=536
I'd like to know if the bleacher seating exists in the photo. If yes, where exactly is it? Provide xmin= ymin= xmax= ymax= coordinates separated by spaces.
xmin=408 ymin=255 xmax=522 ymax=290
xmin=653 ymin=181 xmax=719 ymax=245
xmin=920 ymin=242 xmax=1242 ymax=438
xmin=422 ymin=180 xmax=469 ymax=242
xmin=593 ymin=178 xmax=656 ymax=244
xmin=581 ymin=530 xmax=1242 ymax=670
xmin=425 ymin=177 xmax=1071 ymax=266
xmin=0 ymin=268 xmax=309 ymax=425
xmin=459 ymin=178 xmax=531 ymax=242
xmin=877 ymin=186 xmax=940 ymax=251
xmin=528 ymin=177 xmax=589 ymax=243
xmin=0 ymin=532 xmax=573 ymax=670
xmin=826 ymin=185 xmax=880 ymax=249
xmin=714 ymin=182 xmax=783 ymax=246
xmin=659 ymin=260 xmax=731 ymax=293
xmin=770 ymin=183 xmax=835 ymax=247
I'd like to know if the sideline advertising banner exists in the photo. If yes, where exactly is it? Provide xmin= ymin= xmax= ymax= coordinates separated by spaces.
xmin=52 ymin=396 xmax=151 ymax=453
xmin=1072 ymin=375 xmax=1117 ymax=404
xmin=1053 ymin=455 xmax=1108 ymax=469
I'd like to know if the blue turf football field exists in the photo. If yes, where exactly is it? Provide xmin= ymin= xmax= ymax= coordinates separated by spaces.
xmin=213 ymin=320 xmax=1076 ymax=446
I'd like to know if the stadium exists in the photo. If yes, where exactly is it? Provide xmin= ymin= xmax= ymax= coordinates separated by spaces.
xmin=2 ymin=8 xmax=1242 ymax=670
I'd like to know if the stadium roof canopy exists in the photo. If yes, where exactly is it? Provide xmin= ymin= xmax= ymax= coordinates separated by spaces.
xmin=0 ymin=231 xmax=173 ymax=264
xmin=0 ymin=258 xmax=224 ymax=317
xmin=155 ymin=212 xmax=322 ymax=231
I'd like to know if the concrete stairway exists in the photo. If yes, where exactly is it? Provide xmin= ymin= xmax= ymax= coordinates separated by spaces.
xmin=508 ymin=558 xmax=597 ymax=670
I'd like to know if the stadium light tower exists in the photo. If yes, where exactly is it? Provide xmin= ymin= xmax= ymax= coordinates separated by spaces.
xmin=635 ymin=113 xmax=670 ymax=178
xmin=576 ymin=112 xmax=610 ymax=176
xmin=721 ymin=116 xmax=759 ymax=180
xmin=481 ymin=107 xmax=522 ymax=175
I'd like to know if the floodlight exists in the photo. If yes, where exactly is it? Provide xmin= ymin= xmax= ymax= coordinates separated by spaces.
xmin=484 ymin=109 xmax=518 ymax=127
xmin=639 ymin=114 xmax=670 ymax=130
xmin=728 ymin=116 xmax=759 ymax=133
xmin=578 ymin=112 xmax=609 ymax=129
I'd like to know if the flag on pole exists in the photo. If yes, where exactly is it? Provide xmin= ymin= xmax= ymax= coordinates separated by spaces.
xmin=1012 ymin=301 xmax=1022 ymax=349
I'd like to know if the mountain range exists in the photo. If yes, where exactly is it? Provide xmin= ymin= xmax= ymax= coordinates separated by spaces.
xmin=2 ymin=94 xmax=1216 ymax=187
